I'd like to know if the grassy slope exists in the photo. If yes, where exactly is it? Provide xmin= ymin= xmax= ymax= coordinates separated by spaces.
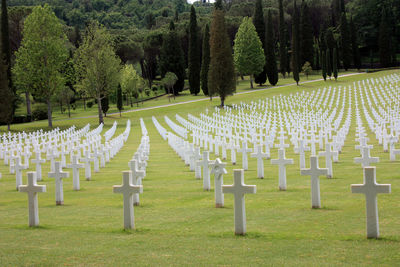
xmin=0 ymin=70 xmax=399 ymax=266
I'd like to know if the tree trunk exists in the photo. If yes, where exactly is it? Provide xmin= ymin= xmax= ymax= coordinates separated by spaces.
xmin=120 ymin=111 xmax=121 ymax=117
xmin=97 ymin=96 xmax=103 ymax=125
xmin=130 ymin=95 xmax=133 ymax=107
xmin=250 ymin=75 xmax=254 ymax=89
xmin=220 ymin=97 xmax=225 ymax=107
xmin=83 ymin=97 xmax=86 ymax=110
xmin=25 ymin=91 xmax=32 ymax=118
xmin=47 ymin=99 xmax=53 ymax=128
xmin=67 ymin=102 xmax=71 ymax=118
xmin=60 ymin=101 xmax=63 ymax=114
xmin=7 ymin=124 xmax=10 ymax=131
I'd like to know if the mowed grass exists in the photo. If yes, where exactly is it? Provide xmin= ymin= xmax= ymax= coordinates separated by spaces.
xmin=0 ymin=70 xmax=399 ymax=266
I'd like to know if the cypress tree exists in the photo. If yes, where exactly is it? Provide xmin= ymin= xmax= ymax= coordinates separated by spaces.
xmin=253 ymin=0 xmax=267 ymax=85
xmin=321 ymin=48 xmax=327 ymax=81
xmin=208 ymin=0 xmax=236 ymax=107
xmin=1 ymin=0 xmax=12 ymax=90
xmin=326 ymin=49 xmax=332 ymax=79
xmin=340 ymin=13 xmax=351 ymax=70
xmin=325 ymin=28 xmax=335 ymax=73
xmin=200 ymin=24 xmax=210 ymax=96
xmin=300 ymin=1 xmax=314 ymax=67
xmin=159 ymin=21 xmax=186 ymax=95
xmin=266 ymin=10 xmax=278 ymax=86
xmin=117 ymin=84 xmax=123 ymax=117
xmin=278 ymin=0 xmax=287 ymax=78
xmin=333 ymin=47 xmax=338 ymax=80
xmin=188 ymin=5 xmax=201 ymax=95
xmin=101 ymin=95 xmax=109 ymax=117
xmin=291 ymin=0 xmax=300 ymax=85
xmin=379 ymin=8 xmax=392 ymax=68
xmin=0 ymin=53 xmax=13 ymax=129
xmin=350 ymin=17 xmax=361 ymax=69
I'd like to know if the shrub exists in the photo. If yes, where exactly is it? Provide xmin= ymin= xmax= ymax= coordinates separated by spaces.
xmin=87 ymin=101 xmax=94 ymax=108
xmin=32 ymin=104 xmax=48 ymax=121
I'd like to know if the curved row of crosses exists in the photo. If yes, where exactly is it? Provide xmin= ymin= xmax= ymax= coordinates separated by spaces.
xmin=156 ymin=74 xmax=398 ymax=238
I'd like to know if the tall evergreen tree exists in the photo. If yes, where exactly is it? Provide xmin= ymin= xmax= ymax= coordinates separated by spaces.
xmin=1 ymin=0 xmax=12 ymax=90
xmin=253 ymin=0 xmax=267 ymax=85
xmin=159 ymin=21 xmax=186 ymax=95
xmin=265 ymin=10 xmax=278 ymax=86
xmin=350 ymin=17 xmax=361 ymax=69
xmin=101 ymin=95 xmax=109 ymax=117
xmin=278 ymin=0 xmax=287 ymax=78
xmin=333 ymin=47 xmax=338 ymax=80
xmin=117 ymin=84 xmax=123 ymax=117
xmin=321 ymin=48 xmax=327 ymax=81
xmin=233 ymin=17 xmax=265 ymax=89
xmin=326 ymin=48 xmax=332 ymax=79
xmin=325 ymin=28 xmax=335 ymax=73
xmin=300 ymin=1 xmax=314 ymax=67
xmin=340 ymin=13 xmax=351 ymax=70
xmin=0 ymin=53 xmax=13 ymax=129
xmin=188 ymin=5 xmax=201 ymax=95
xmin=208 ymin=0 xmax=236 ymax=107
xmin=200 ymin=24 xmax=210 ymax=96
xmin=291 ymin=0 xmax=300 ymax=85
xmin=379 ymin=8 xmax=392 ymax=68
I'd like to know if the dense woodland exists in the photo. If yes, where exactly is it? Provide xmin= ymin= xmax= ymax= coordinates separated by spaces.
xmin=0 ymin=0 xmax=399 ymax=128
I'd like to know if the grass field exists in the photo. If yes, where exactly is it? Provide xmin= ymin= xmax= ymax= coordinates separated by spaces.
xmin=0 ymin=70 xmax=399 ymax=266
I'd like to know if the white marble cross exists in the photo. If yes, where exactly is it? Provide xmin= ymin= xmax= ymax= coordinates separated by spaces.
xmin=271 ymin=148 xmax=293 ymax=191
xmin=351 ymin=167 xmax=391 ymax=238
xmin=81 ymin=151 xmax=94 ymax=181
xmin=222 ymin=169 xmax=256 ymax=235
xmin=197 ymin=151 xmax=213 ymax=191
xmin=15 ymin=156 xmax=28 ymax=190
xmin=238 ymin=141 xmax=252 ymax=170
xmin=113 ymin=171 xmax=143 ymax=229
xmin=300 ymin=156 xmax=328 ymax=208
xmin=250 ymin=144 xmax=268 ymax=178
xmin=354 ymin=147 xmax=379 ymax=168
xmin=210 ymin=158 xmax=227 ymax=208
xmin=128 ymin=159 xmax=144 ymax=206
xmin=18 ymin=172 xmax=46 ymax=227
xmin=31 ymin=151 xmax=46 ymax=181
xmin=296 ymin=140 xmax=310 ymax=169
xmin=91 ymin=148 xmax=100 ymax=173
xmin=193 ymin=147 xmax=202 ymax=179
xmin=318 ymin=143 xmax=337 ymax=178
xmin=48 ymin=162 xmax=69 ymax=205
xmin=67 ymin=155 xmax=84 ymax=191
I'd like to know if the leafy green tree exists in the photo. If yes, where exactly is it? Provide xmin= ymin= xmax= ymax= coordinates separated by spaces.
xmin=278 ymin=0 xmax=287 ymax=78
xmin=265 ymin=10 xmax=278 ymax=86
xmin=253 ymin=0 xmax=267 ymax=86
xmin=188 ymin=5 xmax=201 ymax=95
xmin=161 ymin=72 xmax=178 ymax=102
xmin=379 ymin=8 xmax=392 ymax=67
xmin=13 ymin=4 xmax=68 ymax=128
xmin=291 ymin=0 xmax=300 ymax=85
xmin=302 ymin=61 xmax=312 ymax=79
xmin=208 ymin=1 xmax=236 ymax=107
xmin=0 ymin=54 xmax=14 ymax=130
xmin=200 ymin=24 xmax=210 ymax=96
xmin=350 ymin=17 xmax=361 ymax=69
xmin=120 ymin=64 xmax=142 ymax=107
xmin=333 ymin=47 xmax=338 ymax=80
xmin=159 ymin=21 xmax=185 ymax=95
xmin=233 ymin=17 xmax=265 ymax=89
xmin=117 ymin=84 xmax=123 ymax=117
xmin=340 ymin=13 xmax=351 ymax=70
xmin=74 ymin=21 xmax=121 ymax=125
xmin=300 ymin=1 xmax=314 ymax=67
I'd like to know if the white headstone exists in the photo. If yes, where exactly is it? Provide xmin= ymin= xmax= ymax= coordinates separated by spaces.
xmin=113 ymin=171 xmax=143 ymax=229
xmin=31 ymin=152 xmax=46 ymax=181
xmin=238 ymin=141 xmax=252 ymax=170
xmin=128 ymin=159 xmax=144 ymax=206
xmin=318 ymin=143 xmax=337 ymax=178
xmin=354 ymin=147 xmax=379 ymax=168
xmin=48 ymin=162 xmax=69 ymax=205
xmin=351 ymin=167 xmax=391 ymax=239
xmin=250 ymin=145 xmax=268 ymax=178
xmin=222 ymin=169 xmax=256 ymax=235
xmin=15 ymin=156 xmax=28 ymax=190
xmin=271 ymin=148 xmax=293 ymax=191
xmin=210 ymin=158 xmax=227 ymax=208
xmin=18 ymin=172 xmax=46 ymax=227
xmin=67 ymin=155 xmax=84 ymax=191
xmin=198 ymin=151 xmax=213 ymax=191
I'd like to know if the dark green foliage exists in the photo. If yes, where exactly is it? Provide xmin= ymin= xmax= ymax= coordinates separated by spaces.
xmin=326 ymin=48 xmax=332 ymax=78
xmin=350 ymin=17 xmax=361 ymax=69
xmin=253 ymin=0 xmax=266 ymax=85
xmin=0 ymin=55 xmax=13 ymax=126
xmin=101 ymin=95 xmax=109 ymax=117
xmin=321 ymin=48 xmax=327 ymax=80
xmin=87 ymin=101 xmax=94 ymax=108
xmin=32 ymin=104 xmax=48 ymax=121
xmin=291 ymin=0 xmax=300 ymax=85
xmin=208 ymin=7 xmax=236 ymax=107
xmin=188 ymin=6 xmax=201 ymax=95
xmin=117 ymin=84 xmax=123 ymax=117
xmin=200 ymin=24 xmax=210 ymax=96
xmin=214 ymin=0 xmax=223 ymax=10
xmin=159 ymin=21 xmax=186 ymax=95
xmin=340 ymin=13 xmax=351 ymax=70
xmin=333 ymin=47 xmax=338 ymax=80
xmin=278 ymin=0 xmax=286 ymax=77
xmin=1 ymin=0 xmax=13 ymax=97
xmin=379 ymin=8 xmax=392 ymax=68
xmin=265 ymin=10 xmax=278 ymax=86
xmin=300 ymin=1 xmax=314 ymax=67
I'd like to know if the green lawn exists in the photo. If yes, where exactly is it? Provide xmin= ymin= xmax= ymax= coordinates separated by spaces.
xmin=0 ymin=70 xmax=399 ymax=266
